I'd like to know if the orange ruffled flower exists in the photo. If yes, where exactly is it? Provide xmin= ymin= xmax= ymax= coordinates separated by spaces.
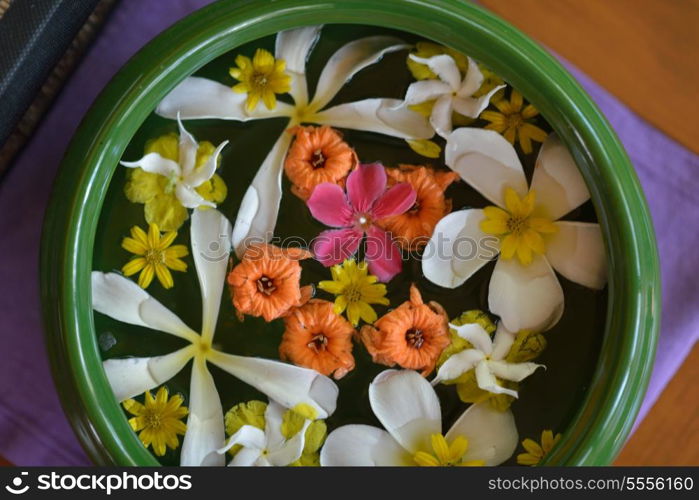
xmin=284 ymin=125 xmax=357 ymax=200
xmin=280 ymin=299 xmax=356 ymax=379
xmin=227 ymin=243 xmax=313 ymax=322
xmin=359 ymin=284 xmax=450 ymax=376
xmin=378 ymin=165 xmax=460 ymax=250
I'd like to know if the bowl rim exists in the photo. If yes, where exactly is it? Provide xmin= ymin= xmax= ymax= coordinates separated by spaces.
xmin=41 ymin=0 xmax=660 ymax=466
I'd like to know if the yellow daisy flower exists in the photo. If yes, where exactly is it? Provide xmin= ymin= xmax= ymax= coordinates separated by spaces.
xmin=517 ymin=429 xmax=562 ymax=466
xmin=480 ymin=187 xmax=558 ymax=266
xmin=413 ymin=434 xmax=485 ymax=467
xmin=317 ymin=259 xmax=389 ymax=326
xmin=480 ymin=89 xmax=548 ymax=154
xmin=121 ymin=223 xmax=189 ymax=289
xmin=122 ymin=386 xmax=188 ymax=457
xmin=124 ymin=133 xmax=228 ymax=231
xmin=229 ymin=48 xmax=292 ymax=111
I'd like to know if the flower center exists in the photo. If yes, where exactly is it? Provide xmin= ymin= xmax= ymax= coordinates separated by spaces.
xmin=310 ymin=149 xmax=326 ymax=169
xmin=407 ymin=200 xmax=421 ymax=215
xmin=256 ymin=275 xmax=277 ymax=295
xmin=307 ymin=333 xmax=329 ymax=353
xmin=506 ymin=215 xmax=528 ymax=235
xmin=343 ymin=285 xmax=363 ymax=303
xmin=143 ymin=409 xmax=163 ymax=430
xmin=355 ymin=213 xmax=373 ymax=230
xmin=405 ymin=328 xmax=424 ymax=349
xmin=145 ymin=249 xmax=164 ymax=266
xmin=252 ymin=72 xmax=269 ymax=89
xmin=505 ymin=112 xmax=523 ymax=129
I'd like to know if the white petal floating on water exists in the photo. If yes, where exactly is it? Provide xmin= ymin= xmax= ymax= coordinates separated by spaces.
xmin=432 ymin=349 xmax=485 ymax=386
xmin=120 ymin=152 xmax=180 ymax=179
xmin=156 ymin=76 xmax=295 ymax=120
xmin=185 ymin=140 xmax=229 ymax=188
xmin=218 ymin=425 xmax=266 ymax=455
xmin=103 ymin=346 xmax=194 ymax=401
xmin=446 ymin=128 xmax=528 ymax=207
xmin=546 ymin=221 xmax=607 ymax=289
xmin=368 ymin=370 xmax=441 ymax=454
xmin=488 ymin=360 xmax=544 ymax=382
xmin=452 ymin=84 xmax=506 ymax=119
xmin=430 ymin=94 xmax=455 ymax=138
xmin=320 ymin=425 xmax=408 ymax=466
xmin=445 ymin=403 xmax=518 ymax=466
xmin=190 ymin=209 xmax=232 ymax=342
xmin=231 ymin=129 xmax=293 ymax=257
xmin=490 ymin=322 xmax=517 ymax=361
xmin=229 ymin=447 xmax=264 ymax=467
xmin=422 ymin=209 xmax=495 ymax=289
xmin=207 ymin=351 xmax=338 ymax=419
xmin=180 ymin=359 xmax=225 ymax=466
xmin=314 ymin=98 xmax=433 ymax=139
xmin=474 ymin=360 xmax=519 ymax=398
xmin=275 ymin=25 xmax=322 ymax=106
xmin=409 ymin=54 xmax=461 ymax=90
xmin=404 ymin=80 xmax=453 ymax=105
xmin=449 ymin=322 xmax=493 ymax=354
xmin=177 ymin=114 xmax=199 ymax=177
xmin=457 ymin=57 xmax=485 ymax=97
xmin=312 ymin=36 xmax=409 ymax=110
xmin=488 ymin=255 xmax=564 ymax=333
xmin=530 ymin=133 xmax=591 ymax=220
xmin=175 ymin=183 xmax=215 ymax=209
xmin=91 ymin=272 xmax=198 ymax=342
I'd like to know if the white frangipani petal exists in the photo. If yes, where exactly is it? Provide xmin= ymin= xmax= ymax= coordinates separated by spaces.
xmin=156 ymin=76 xmax=295 ymax=121
xmin=457 ymin=57 xmax=485 ymax=97
xmin=430 ymin=94 xmax=455 ymax=138
xmin=446 ymin=128 xmax=528 ymax=207
xmin=445 ymin=403 xmax=518 ymax=466
xmin=314 ymin=98 xmax=433 ymax=139
xmin=91 ymin=272 xmax=198 ymax=342
xmin=490 ymin=323 xmax=517 ymax=361
xmin=175 ymin=183 xmax=215 ymax=209
xmin=312 ymin=36 xmax=409 ymax=110
xmin=190 ymin=209 xmax=232 ymax=342
xmin=449 ymin=322 xmax=493 ymax=354
xmin=275 ymin=25 xmax=322 ymax=107
xmin=546 ymin=221 xmax=607 ymax=289
xmin=229 ymin=447 xmax=263 ymax=466
xmin=231 ymin=130 xmax=293 ymax=257
xmin=409 ymin=54 xmax=461 ymax=90
xmin=120 ymin=153 xmax=180 ymax=179
xmin=180 ymin=359 xmax=225 ymax=466
xmin=488 ymin=360 xmax=544 ymax=382
xmin=530 ymin=133 xmax=591 ymax=220
xmin=177 ymin=114 xmax=199 ymax=176
xmin=489 ymin=255 xmax=564 ymax=332
xmin=103 ymin=346 xmax=194 ymax=402
xmin=320 ymin=425 xmax=408 ymax=466
xmin=218 ymin=425 xmax=266 ymax=454
xmin=368 ymin=370 xmax=441 ymax=454
xmin=474 ymin=360 xmax=519 ymax=397
xmin=451 ymin=84 xmax=505 ymax=118
xmin=267 ymin=419 xmax=311 ymax=466
xmin=263 ymin=400 xmax=287 ymax=450
xmin=185 ymin=139 xmax=229 ymax=188
xmin=207 ymin=351 xmax=338 ymax=419
xmin=421 ymin=209 xmax=496 ymax=289
xmin=431 ymin=349 xmax=485 ymax=386
xmin=404 ymin=80 xmax=453 ymax=105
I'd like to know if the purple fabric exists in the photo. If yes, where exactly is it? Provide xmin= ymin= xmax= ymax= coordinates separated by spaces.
xmin=0 ymin=0 xmax=695 ymax=465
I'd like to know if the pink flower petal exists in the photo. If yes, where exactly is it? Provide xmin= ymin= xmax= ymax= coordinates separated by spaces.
xmin=346 ymin=163 xmax=387 ymax=213
xmin=364 ymin=225 xmax=403 ymax=282
xmin=307 ymin=183 xmax=354 ymax=227
xmin=312 ymin=228 xmax=363 ymax=267
xmin=372 ymin=182 xmax=417 ymax=220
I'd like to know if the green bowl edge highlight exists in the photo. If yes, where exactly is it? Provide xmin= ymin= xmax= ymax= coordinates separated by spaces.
xmin=40 ymin=0 xmax=660 ymax=466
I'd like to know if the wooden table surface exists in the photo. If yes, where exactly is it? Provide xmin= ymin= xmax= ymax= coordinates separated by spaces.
xmin=1 ymin=0 xmax=697 ymax=467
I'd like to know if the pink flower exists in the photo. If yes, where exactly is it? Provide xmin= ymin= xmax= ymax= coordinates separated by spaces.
xmin=307 ymin=163 xmax=417 ymax=282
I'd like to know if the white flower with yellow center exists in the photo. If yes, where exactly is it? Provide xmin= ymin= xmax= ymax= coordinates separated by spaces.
xmin=93 ymin=209 xmax=338 ymax=466
xmin=320 ymin=370 xmax=518 ymax=466
xmin=156 ymin=26 xmax=434 ymax=256
xmin=422 ymin=129 xmax=607 ymax=332
xmin=431 ymin=322 xmax=544 ymax=396
xmin=404 ymin=53 xmax=505 ymax=138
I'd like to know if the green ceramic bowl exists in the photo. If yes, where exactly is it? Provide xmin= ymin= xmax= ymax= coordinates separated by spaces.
xmin=41 ymin=0 xmax=659 ymax=466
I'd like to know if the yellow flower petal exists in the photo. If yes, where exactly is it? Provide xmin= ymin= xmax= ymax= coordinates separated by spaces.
xmin=122 ymin=257 xmax=147 ymax=276
xmin=500 ymin=233 xmax=518 ymax=260
xmin=130 ymin=225 xmax=149 ymax=245
xmin=431 ymin=434 xmax=451 ymax=464
xmin=157 ymin=231 xmax=178 ymax=251
xmin=122 ymin=237 xmax=147 ymax=256
xmin=523 ymin=229 xmax=545 ymax=254
xmin=138 ymin=264 xmax=155 ymax=289
xmin=356 ymin=301 xmax=378 ymax=324
xmin=522 ymin=438 xmax=544 ymax=457
xmin=164 ymin=256 xmax=187 ymax=272
xmin=155 ymin=264 xmax=174 ymax=289
xmin=510 ymin=90 xmax=523 ymax=112
xmin=483 ymin=206 xmax=510 ymax=221
xmin=413 ymin=451 xmax=440 ymax=467
xmin=406 ymin=139 xmax=442 ymax=159
xmin=449 ymin=436 xmax=469 ymax=462
xmin=517 ymin=453 xmax=541 ymax=466
xmin=480 ymin=218 xmax=508 ymax=235
xmin=521 ymin=104 xmax=539 ymax=120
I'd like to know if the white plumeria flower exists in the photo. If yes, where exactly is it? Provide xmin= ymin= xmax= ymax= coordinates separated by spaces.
xmin=422 ymin=129 xmax=608 ymax=332
xmin=120 ymin=116 xmax=228 ymax=210
xmin=320 ymin=370 xmax=518 ymax=466
xmin=217 ymin=400 xmax=311 ymax=466
xmin=404 ymin=53 xmax=505 ymax=138
xmin=432 ymin=322 xmax=544 ymax=397
xmin=92 ymin=209 xmax=338 ymax=466
xmin=156 ymin=26 xmax=433 ymax=256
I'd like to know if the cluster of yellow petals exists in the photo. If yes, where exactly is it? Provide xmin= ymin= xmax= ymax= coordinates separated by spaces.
xmin=121 ymin=223 xmax=188 ymax=289
xmin=480 ymin=90 xmax=547 ymax=154
xmin=413 ymin=434 xmax=485 ymax=467
xmin=517 ymin=429 xmax=562 ymax=466
xmin=230 ymin=48 xmax=292 ymax=111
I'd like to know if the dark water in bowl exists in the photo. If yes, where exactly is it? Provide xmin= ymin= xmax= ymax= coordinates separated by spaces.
xmin=92 ymin=25 xmax=606 ymax=465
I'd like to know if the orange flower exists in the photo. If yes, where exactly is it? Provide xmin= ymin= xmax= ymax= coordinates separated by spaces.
xmin=359 ymin=284 xmax=450 ymax=376
xmin=280 ymin=299 xmax=356 ymax=379
xmin=378 ymin=165 xmax=460 ymax=250
xmin=227 ymin=243 xmax=313 ymax=322
xmin=284 ymin=125 xmax=357 ymax=200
